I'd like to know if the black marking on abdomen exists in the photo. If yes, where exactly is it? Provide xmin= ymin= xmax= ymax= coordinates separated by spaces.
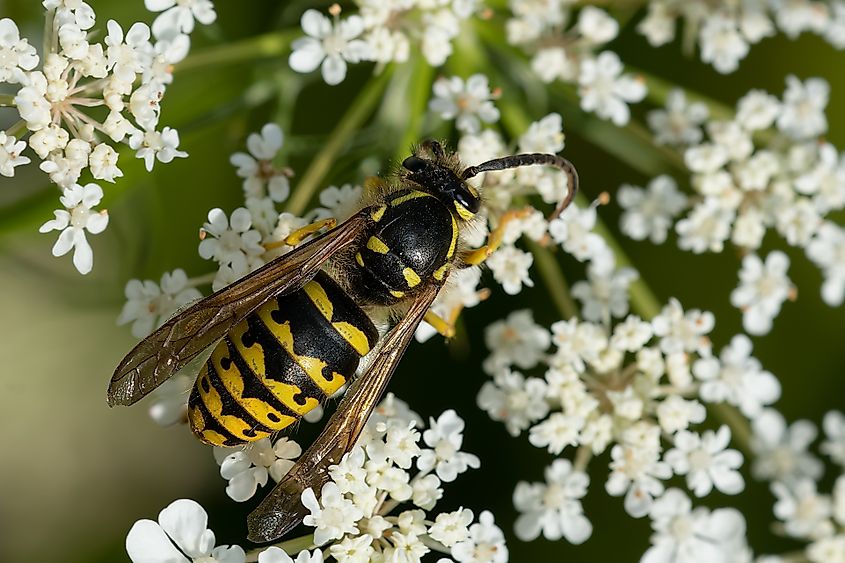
xmin=223 ymin=336 xmax=300 ymax=419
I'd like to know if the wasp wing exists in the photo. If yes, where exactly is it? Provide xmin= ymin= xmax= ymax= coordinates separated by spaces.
xmin=107 ymin=212 xmax=370 ymax=407
xmin=246 ymin=283 xmax=440 ymax=543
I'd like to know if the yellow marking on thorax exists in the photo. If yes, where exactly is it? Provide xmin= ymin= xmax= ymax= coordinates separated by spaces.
xmin=355 ymin=252 xmax=365 ymax=267
xmin=433 ymin=263 xmax=450 ymax=282
xmin=195 ymin=364 xmax=272 ymax=443
xmin=454 ymin=200 xmax=475 ymax=221
xmin=213 ymin=332 xmax=297 ymax=428
xmin=389 ymin=189 xmax=433 ymax=207
xmin=302 ymin=278 xmax=372 ymax=356
xmin=370 ymin=204 xmax=387 ymax=222
xmin=367 ymin=236 xmax=390 ymax=254
xmin=447 ymin=212 xmax=459 ymax=259
xmin=403 ymin=267 xmax=422 ymax=288
xmin=256 ymin=300 xmax=347 ymax=396
xmin=390 ymin=289 xmax=405 ymax=298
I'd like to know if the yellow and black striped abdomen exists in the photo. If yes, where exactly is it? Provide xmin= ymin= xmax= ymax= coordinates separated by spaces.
xmin=187 ymin=271 xmax=379 ymax=447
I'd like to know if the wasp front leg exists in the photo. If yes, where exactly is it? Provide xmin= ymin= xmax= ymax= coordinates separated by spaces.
xmin=424 ymin=288 xmax=491 ymax=339
xmin=263 ymin=218 xmax=338 ymax=251
xmin=460 ymin=208 xmax=533 ymax=266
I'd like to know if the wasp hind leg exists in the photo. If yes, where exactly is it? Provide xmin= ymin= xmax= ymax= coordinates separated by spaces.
xmin=460 ymin=207 xmax=533 ymax=266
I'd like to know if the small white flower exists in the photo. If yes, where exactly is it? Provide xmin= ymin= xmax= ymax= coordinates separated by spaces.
xmin=822 ymin=411 xmax=845 ymax=466
xmin=417 ymin=410 xmax=480 ymax=482
xmin=429 ymin=508 xmax=473 ymax=548
xmin=665 ymin=426 xmax=745 ymax=497
xmin=571 ymin=265 xmax=638 ymax=323
xmin=513 ymin=459 xmax=591 ymax=544
xmin=289 ymin=9 xmax=370 ymax=86
xmin=0 ymin=132 xmax=31 ymax=177
xmin=548 ymin=203 xmax=610 ymax=265
xmin=675 ymin=197 xmax=734 ymax=254
xmin=302 ymin=482 xmax=365 ymax=546
xmin=39 ymin=183 xmax=109 ymax=274
xmin=610 ymin=315 xmax=654 ymax=353
xmin=655 ymin=395 xmax=706 ymax=435
xmin=105 ymin=20 xmax=153 ymax=83
xmin=528 ymin=412 xmax=583 ymax=455
xmin=730 ymin=251 xmax=793 ymax=336
xmin=699 ymin=14 xmax=749 ymax=73
xmin=550 ymin=318 xmax=608 ymax=374
xmin=735 ymin=89 xmax=781 ymax=131
xmin=214 ymin=437 xmax=302 ymax=502
xmin=618 ymin=175 xmax=689 ymax=244
xmin=145 ymin=0 xmax=217 ymax=39
xmin=429 ymin=74 xmax=500 ymax=134
xmin=129 ymin=126 xmax=188 ymax=171
xmin=258 ymin=547 xmax=323 ymax=563
xmin=229 ymin=123 xmax=290 ymax=202
xmin=89 ymin=143 xmax=123 ymax=183
xmin=310 ymin=183 xmax=362 ymax=222
xmin=751 ymin=409 xmax=823 ymax=485
xmin=772 ymin=479 xmax=834 ymax=540
xmin=0 ymin=18 xmax=39 ymax=84
xmin=577 ymin=6 xmax=619 ymax=44
xmin=777 ymin=75 xmax=829 ymax=140
xmin=651 ymin=298 xmax=713 ymax=357
xmin=807 ymin=535 xmax=845 ymax=563
xmin=198 ymin=207 xmax=265 ymax=273
xmin=450 ymin=511 xmax=508 ymax=563
xmin=482 ymin=309 xmax=550 ymax=373
xmin=126 ymin=498 xmax=245 ymax=563
xmin=643 ymin=489 xmax=749 ymax=563
xmin=606 ymin=423 xmax=672 ymax=518
xmin=578 ymin=51 xmax=646 ymax=126
xmin=486 ymin=245 xmax=533 ymax=295
xmin=647 ymin=89 xmax=709 ymax=147
xmin=477 ymin=368 xmax=549 ymax=437
xmin=692 ymin=334 xmax=780 ymax=417
xmin=118 ymin=269 xmax=202 ymax=338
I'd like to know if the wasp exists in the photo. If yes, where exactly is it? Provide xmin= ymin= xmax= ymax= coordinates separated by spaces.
xmin=108 ymin=139 xmax=578 ymax=543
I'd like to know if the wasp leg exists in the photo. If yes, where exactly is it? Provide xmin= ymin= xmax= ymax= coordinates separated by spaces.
xmin=424 ymin=288 xmax=491 ymax=338
xmin=264 ymin=218 xmax=338 ymax=251
xmin=461 ymin=208 xmax=533 ymax=266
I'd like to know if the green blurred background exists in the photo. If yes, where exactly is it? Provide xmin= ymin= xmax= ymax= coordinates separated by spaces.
xmin=1 ymin=1 xmax=845 ymax=561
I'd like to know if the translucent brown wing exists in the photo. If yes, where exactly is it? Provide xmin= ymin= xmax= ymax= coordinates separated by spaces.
xmin=246 ymin=283 xmax=440 ymax=543
xmin=107 ymin=212 xmax=370 ymax=407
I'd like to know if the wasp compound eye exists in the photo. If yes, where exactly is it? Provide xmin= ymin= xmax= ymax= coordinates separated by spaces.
xmin=455 ymin=186 xmax=480 ymax=214
xmin=402 ymin=156 xmax=427 ymax=172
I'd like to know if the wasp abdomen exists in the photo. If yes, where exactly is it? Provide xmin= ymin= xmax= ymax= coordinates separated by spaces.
xmin=353 ymin=189 xmax=458 ymax=304
xmin=188 ymin=271 xmax=378 ymax=447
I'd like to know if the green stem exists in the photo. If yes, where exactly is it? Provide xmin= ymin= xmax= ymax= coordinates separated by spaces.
xmin=5 ymin=119 xmax=26 ymax=137
xmin=526 ymin=240 xmax=578 ymax=320
xmin=244 ymin=534 xmax=315 ymax=562
xmin=285 ymin=66 xmax=394 ymax=216
xmin=0 ymin=94 xmax=15 ymax=107
xmin=176 ymin=30 xmax=297 ymax=73
xmin=393 ymin=55 xmax=435 ymax=162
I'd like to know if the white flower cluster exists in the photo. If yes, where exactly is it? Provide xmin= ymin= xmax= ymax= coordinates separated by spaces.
xmin=751 ymin=409 xmax=845 ymax=563
xmin=2 ymin=2 xmax=215 ymax=273
xmin=506 ymin=3 xmax=645 ymax=125
xmin=296 ymin=398 xmax=508 ymax=563
xmin=127 ymin=396 xmax=505 ymax=563
xmin=479 ymin=298 xmax=780 ymax=559
xmin=627 ymin=78 xmax=845 ymax=333
xmin=639 ymin=0 xmax=845 ymax=74
xmin=289 ymin=1 xmax=480 ymax=85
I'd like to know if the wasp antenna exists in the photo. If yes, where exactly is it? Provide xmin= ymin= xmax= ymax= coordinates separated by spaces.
xmin=461 ymin=153 xmax=579 ymax=218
